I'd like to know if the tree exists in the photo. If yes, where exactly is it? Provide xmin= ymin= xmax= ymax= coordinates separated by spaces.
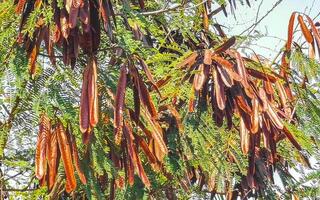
xmin=0 ymin=0 xmax=319 ymax=199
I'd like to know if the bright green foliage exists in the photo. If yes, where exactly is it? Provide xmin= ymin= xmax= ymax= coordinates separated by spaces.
xmin=0 ymin=0 xmax=320 ymax=199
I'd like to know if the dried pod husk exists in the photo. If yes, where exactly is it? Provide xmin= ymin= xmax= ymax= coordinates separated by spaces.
xmin=48 ymin=129 xmax=60 ymax=190
xmin=298 ymin=15 xmax=313 ymax=43
xmin=80 ymin=65 xmax=90 ymax=133
xmin=35 ymin=114 xmax=51 ymax=180
xmin=68 ymin=126 xmax=87 ymax=185
xmin=56 ymin=122 xmax=77 ymax=193
xmin=123 ymin=122 xmax=151 ymax=187
xmin=114 ymin=65 xmax=127 ymax=144
xmin=193 ymin=64 xmax=207 ymax=91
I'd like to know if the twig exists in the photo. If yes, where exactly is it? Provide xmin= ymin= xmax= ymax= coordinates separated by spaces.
xmin=141 ymin=3 xmax=181 ymax=15
xmin=208 ymin=6 xmax=224 ymax=18
xmin=255 ymin=0 xmax=264 ymax=23
xmin=2 ymin=188 xmax=37 ymax=192
xmin=308 ymin=0 xmax=316 ymax=16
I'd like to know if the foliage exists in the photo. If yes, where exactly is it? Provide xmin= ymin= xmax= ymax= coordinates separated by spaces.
xmin=0 ymin=0 xmax=319 ymax=199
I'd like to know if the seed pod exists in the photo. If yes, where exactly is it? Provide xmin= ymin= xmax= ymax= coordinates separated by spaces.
xmin=56 ymin=123 xmax=76 ymax=193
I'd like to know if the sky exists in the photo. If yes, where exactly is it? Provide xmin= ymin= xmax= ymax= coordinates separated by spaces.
xmin=215 ymin=0 xmax=320 ymax=59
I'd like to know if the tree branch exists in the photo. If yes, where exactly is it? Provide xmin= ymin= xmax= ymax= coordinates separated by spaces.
xmin=140 ymin=0 xmax=207 ymax=16
xmin=2 ymin=176 xmax=36 ymax=192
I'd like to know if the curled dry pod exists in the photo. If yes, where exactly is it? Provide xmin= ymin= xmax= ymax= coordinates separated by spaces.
xmin=143 ymin=111 xmax=168 ymax=158
xmin=100 ymin=0 xmax=112 ymax=33
xmin=56 ymin=123 xmax=76 ymax=193
xmin=137 ymin=57 xmax=161 ymax=96
xmin=261 ymin=120 xmax=270 ymax=148
xmin=309 ymin=42 xmax=315 ymax=59
xmin=155 ymin=76 xmax=171 ymax=89
xmin=128 ymin=109 xmax=153 ymax=139
xmin=88 ymin=57 xmax=99 ymax=128
xmin=130 ymin=67 xmax=158 ymax=118
xmin=226 ymin=68 xmax=242 ymax=82
xmin=69 ymin=5 xmax=79 ymax=29
xmin=203 ymin=4 xmax=209 ymax=32
xmin=135 ymin=134 xmax=157 ymax=164
xmin=73 ymin=0 xmax=84 ymax=8
xmin=69 ymin=129 xmax=87 ymax=185
xmin=165 ymin=105 xmax=184 ymax=133
xmin=203 ymin=49 xmax=212 ymax=65
xmin=48 ymin=129 xmax=60 ymax=190
xmin=216 ymin=64 xmax=233 ymax=87
xmin=214 ymin=36 xmax=236 ymax=54
xmin=213 ymin=67 xmax=226 ymax=110
xmin=210 ymin=82 xmax=224 ymax=127
xmin=263 ymin=113 xmax=271 ymax=131
xmin=127 ymin=153 xmax=135 ymax=186
xmin=79 ymin=57 xmax=99 ymax=138
xmin=43 ymin=27 xmax=56 ymax=66
xmin=234 ymin=51 xmax=250 ymax=88
xmin=235 ymin=94 xmax=252 ymax=115
xmin=134 ymin=146 xmax=151 ymax=188
xmin=123 ymin=122 xmax=137 ymax=167
xmin=246 ymin=68 xmax=277 ymax=83
xmin=90 ymin=2 xmax=101 ymax=53
xmin=123 ymin=122 xmax=151 ymax=187
xmin=266 ymin=103 xmax=283 ymax=129
xmin=212 ymin=55 xmax=233 ymax=69
xmin=45 ymin=132 xmax=52 ymax=187
xmin=298 ymin=15 xmax=313 ymax=43
xmin=193 ymin=64 xmax=206 ymax=91
xmin=275 ymin=81 xmax=291 ymax=117
xmin=39 ymin=169 xmax=48 ymax=187
xmin=137 ymin=74 xmax=158 ymax=119
xmin=53 ymin=25 xmax=61 ymax=43
xmin=114 ymin=65 xmax=127 ymax=144
xmin=79 ymin=1 xmax=89 ymax=25
xmin=60 ymin=9 xmax=70 ymax=39
xmin=15 ymin=0 xmax=27 ymax=14
xmin=258 ymin=88 xmax=268 ymax=112
xmin=177 ymin=52 xmax=198 ymax=69
xmin=305 ymin=15 xmax=320 ymax=49
xmin=35 ymin=114 xmax=50 ymax=180
xmin=251 ymin=97 xmax=259 ymax=134
xmin=264 ymin=80 xmax=274 ymax=95
xmin=240 ymin=117 xmax=249 ymax=155
xmin=29 ymin=28 xmax=44 ymax=75
xmin=243 ymin=85 xmax=255 ymax=104
xmin=65 ymin=0 xmax=72 ymax=13
xmin=80 ymin=65 xmax=90 ymax=133
xmin=287 ymin=12 xmax=296 ymax=50
xmin=133 ymin=85 xmax=140 ymax=123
